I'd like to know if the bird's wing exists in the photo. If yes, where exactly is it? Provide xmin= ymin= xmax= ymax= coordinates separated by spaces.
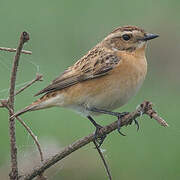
xmin=34 ymin=47 xmax=120 ymax=96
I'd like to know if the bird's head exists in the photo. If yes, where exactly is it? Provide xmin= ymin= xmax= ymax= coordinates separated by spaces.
xmin=104 ymin=25 xmax=159 ymax=52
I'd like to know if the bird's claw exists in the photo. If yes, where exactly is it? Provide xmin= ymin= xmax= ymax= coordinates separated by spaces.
xmin=117 ymin=112 xmax=140 ymax=134
xmin=128 ymin=117 xmax=140 ymax=131
xmin=117 ymin=112 xmax=129 ymax=136
xmin=94 ymin=124 xmax=107 ymax=148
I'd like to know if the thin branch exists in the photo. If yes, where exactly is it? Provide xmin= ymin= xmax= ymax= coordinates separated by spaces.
xmin=16 ymin=116 xmax=44 ymax=162
xmin=8 ymin=31 xmax=30 ymax=180
xmin=0 ymin=47 xmax=32 ymax=55
xmin=93 ymin=141 xmax=112 ymax=180
xmin=20 ymin=101 xmax=168 ymax=180
xmin=15 ymin=74 xmax=43 ymax=96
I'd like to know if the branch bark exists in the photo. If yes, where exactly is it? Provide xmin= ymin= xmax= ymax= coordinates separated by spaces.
xmin=20 ymin=100 xmax=168 ymax=180
xmin=8 ymin=31 xmax=30 ymax=180
xmin=0 ymin=47 xmax=32 ymax=54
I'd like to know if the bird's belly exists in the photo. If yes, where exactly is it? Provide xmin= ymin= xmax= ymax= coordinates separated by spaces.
xmin=86 ymin=76 xmax=144 ymax=111
xmin=66 ymin=72 xmax=145 ymax=116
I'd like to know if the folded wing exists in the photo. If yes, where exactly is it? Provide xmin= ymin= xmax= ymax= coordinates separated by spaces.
xmin=34 ymin=47 xmax=120 ymax=96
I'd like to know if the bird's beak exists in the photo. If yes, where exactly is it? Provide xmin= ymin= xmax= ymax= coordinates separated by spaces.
xmin=143 ymin=33 xmax=159 ymax=41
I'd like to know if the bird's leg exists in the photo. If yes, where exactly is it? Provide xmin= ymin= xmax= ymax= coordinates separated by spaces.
xmin=87 ymin=116 xmax=107 ymax=147
xmin=88 ymin=107 xmax=139 ymax=135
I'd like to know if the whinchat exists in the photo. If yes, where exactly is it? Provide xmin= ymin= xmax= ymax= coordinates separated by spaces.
xmin=13 ymin=25 xmax=158 ymax=145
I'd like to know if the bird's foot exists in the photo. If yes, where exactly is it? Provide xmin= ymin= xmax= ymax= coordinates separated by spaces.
xmin=117 ymin=112 xmax=140 ymax=134
xmin=94 ymin=124 xmax=107 ymax=148
xmin=116 ymin=112 xmax=129 ymax=136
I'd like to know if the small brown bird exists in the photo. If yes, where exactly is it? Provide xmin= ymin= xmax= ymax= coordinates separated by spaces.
xmin=13 ymin=25 xmax=158 ymax=145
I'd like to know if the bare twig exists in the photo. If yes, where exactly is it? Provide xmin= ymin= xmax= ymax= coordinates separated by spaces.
xmin=15 ymin=74 xmax=43 ymax=96
xmin=93 ymin=141 xmax=112 ymax=180
xmin=0 ymin=47 xmax=32 ymax=54
xmin=142 ymin=101 xmax=169 ymax=127
xmin=16 ymin=116 xmax=44 ymax=162
xmin=8 ymin=31 xmax=30 ymax=180
xmin=20 ymin=100 xmax=168 ymax=180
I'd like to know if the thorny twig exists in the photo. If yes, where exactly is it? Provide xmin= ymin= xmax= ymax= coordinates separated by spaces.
xmin=20 ymin=100 xmax=168 ymax=180
xmin=0 ymin=47 xmax=32 ymax=55
xmin=93 ymin=141 xmax=112 ymax=180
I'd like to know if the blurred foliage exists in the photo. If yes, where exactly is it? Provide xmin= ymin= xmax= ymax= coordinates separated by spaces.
xmin=0 ymin=0 xmax=180 ymax=179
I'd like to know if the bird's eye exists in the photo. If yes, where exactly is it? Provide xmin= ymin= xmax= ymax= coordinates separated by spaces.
xmin=122 ymin=34 xmax=131 ymax=41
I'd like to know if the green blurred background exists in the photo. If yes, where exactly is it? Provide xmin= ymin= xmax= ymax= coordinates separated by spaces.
xmin=0 ymin=0 xmax=180 ymax=179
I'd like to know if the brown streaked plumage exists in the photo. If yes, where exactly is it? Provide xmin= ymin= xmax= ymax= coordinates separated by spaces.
xmin=34 ymin=46 xmax=120 ymax=96
xmin=12 ymin=25 xmax=158 ymax=145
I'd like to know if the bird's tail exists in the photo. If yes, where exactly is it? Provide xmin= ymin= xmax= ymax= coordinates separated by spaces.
xmin=11 ymin=97 xmax=47 ymax=118
xmin=12 ymin=91 xmax=65 ymax=119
